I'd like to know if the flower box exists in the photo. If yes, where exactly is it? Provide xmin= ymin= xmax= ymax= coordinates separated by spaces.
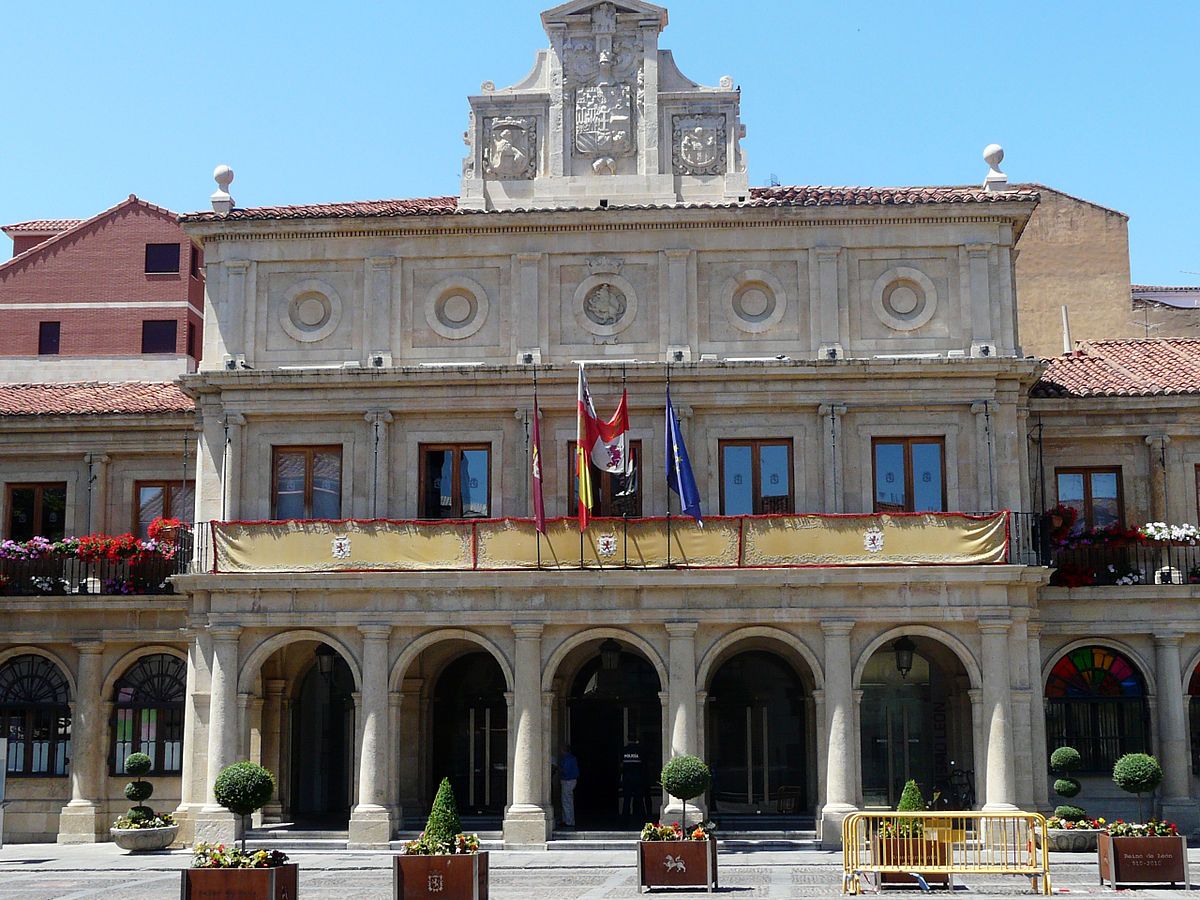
xmin=181 ymin=863 xmax=299 ymax=900
xmin=1098 ymin=834 xmax=1190 ymax=888
xmin=637 ymin=838 xmax=717 ymax=893
xmin=109 ymin=824 xmax=178 ymax=852
xmin=394 ymin=853 xmax=488 ymax=900
xmin=871 ymin=835 xmax=951 ymax=886
xmin=1038 ymin=827 xmax=1102 ymax=852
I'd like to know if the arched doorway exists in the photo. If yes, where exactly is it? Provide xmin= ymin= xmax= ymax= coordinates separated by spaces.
xmin=859 ymin=636 xmax=974 ymax=809
xmin=707 ymin=651 xmax=810 ymax=820
xmin=1189 ymin=664 xmax=1200 ymax=779
xmin=291 ymin=645 xmax=355 ymax=825
xmin=430 ymin=652 xmax=507 ymax=818
xmin=565 ymin=640 xmax=662 ymax=829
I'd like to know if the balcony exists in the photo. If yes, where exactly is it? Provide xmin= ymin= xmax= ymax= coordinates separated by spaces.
xmin=1050 ymin=541 xmax=1200 ymax=587
xmin=186 ymin=511 xmax=1035 ymax=575
xmin=0 ymin=531 xmax=191 ymax=596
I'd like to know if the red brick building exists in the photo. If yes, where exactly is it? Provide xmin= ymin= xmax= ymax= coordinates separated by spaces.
xmin=0 ymin=196 xmax=204 ymax=381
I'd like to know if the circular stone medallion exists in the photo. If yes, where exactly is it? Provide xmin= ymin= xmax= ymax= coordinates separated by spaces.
xmin=870 ymin=266 xmax=938 ymax=332
xmin=280 ymin=279 xmax=343 ymax=343
xmin=723 ymin=269 xmax=788 ymax=334
xmin=425 ymin=276 xmax=489 ymax=340
xmin=573 ymin=273 xmax=638 ymax=337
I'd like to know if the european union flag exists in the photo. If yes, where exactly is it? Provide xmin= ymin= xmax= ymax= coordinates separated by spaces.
xmin=665 ymin=388 xmax=703 ymax=525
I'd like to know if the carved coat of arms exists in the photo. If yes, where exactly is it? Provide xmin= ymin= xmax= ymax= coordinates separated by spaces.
xmin=576 ymin=82 xmax=634 ymax=157
xmin=673 ymin=115 xmax=727 ymax=176
xmin=484 ymin=117 xmax=536 ymax=180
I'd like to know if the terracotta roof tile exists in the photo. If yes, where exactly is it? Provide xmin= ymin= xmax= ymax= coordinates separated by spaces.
xmin=181 ymin=185 xmax=1038 ymax=222
xmin=1033 ymin=339 xmax=1200 ymax=398
xmin=0 ymin=382 xmax=195 ymax=417
xmin=2 ymin=219 xmax=85 ymax=235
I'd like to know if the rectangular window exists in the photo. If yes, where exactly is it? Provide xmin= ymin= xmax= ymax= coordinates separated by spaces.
xmin=6 ymin=483 xmax=67 ymax=541
xmin=190 ymin=245 xmax=202 ymax=278
xmin=134 ymin=480 xmax=195 ymax=539
xmin=144 ymin=243 xmax=180 ymax=274
xmin=420 ymin=444 xmax=491 ymax=519
xmin=186 ymin=322 xmax=197 ymax=359
xmin=568 ymin=440 xmax=642 ymax=517
xmin=272 ymin=446 xmax=342 ymax=520
xmin=719 ymin=439 xmax=793 ymax=515
xmin=872 ymin=438 xmax=946 ymax=512
xmin=38 ymin=321 xmax=60 ymax=355
xmin=1056 ymin=467 xmax=1122 ymax=532
xmin=141 ymin=319 xmax=177 ymax=354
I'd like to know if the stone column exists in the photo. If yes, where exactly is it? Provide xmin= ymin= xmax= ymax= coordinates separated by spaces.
xmin=503 ymin=624 xmax=549 ymax=848
xmin=364 ymin=412 xmax=394 ymax=519
xmin=350 ymin=625 xmax=393 ymax=847
xmin=260 ymin=679 xmax=285 ymax=823
xmin=195 ymin=625 xmax=241 ymax=845
xmin=237 ymin=693 xmax=253 ymax=759
xmin=1146 ymin=434 xmax=1172 ymax=523
xmin=1026 ymin=625 xmax=1050 ymax=810
xmin=222 ymin=414 xmax=245 ymax=521
xmin=58 ymin=641 xmax=105 ymax=843
xmin=1155 ymin=633 xmax=1196 ymax=831
xmin=388 ymin=691 xmax=403 ymax=826
xmin=812 ymin=689 xmax=827 ymax=810
xmin=664 ymin=622 xmax=702 ymax=823
xmin=819 ymin=404 xmax=847 ymax=513
xmin=820 ymin=621 xmax=857 ymax=846
xmin=969 ymin=688 xmax=986 ymax=805
xmin=980 ymin=621 xmax=1017 ymax=810
xmin=1008 ymin=617 xmax=1035 ymax=810
xmin=85 ymin=454 xmax=110 ymax=535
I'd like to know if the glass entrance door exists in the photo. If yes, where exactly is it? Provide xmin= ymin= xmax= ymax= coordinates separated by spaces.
xmin=861 ymin=691 xmax=932 ymax=808
xmin=462 ymin=703 xmax=505 ymax=813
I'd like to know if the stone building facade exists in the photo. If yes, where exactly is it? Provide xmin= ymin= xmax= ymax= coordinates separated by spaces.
xmin=3 ymin=0 xmax=1200 ymax=852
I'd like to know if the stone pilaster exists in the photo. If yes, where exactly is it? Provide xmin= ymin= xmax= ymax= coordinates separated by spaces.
xmin=1146 ymin=434 xmax=1172 ymax=523
xmin=971 ymin=401 xmax=996 ymax=511
xmin=350 ymin=625 xmax=393 ymax=847
xmin=58 ymin=641 xmax=104 ymax=843
xmin=664 ymin=622 xmax=703 ymax=823
xmin=222 ymin=414 xmax=245 ymax=521
xmin=364 ymin=412 xmax=394 ymax=519
xmin=85 ymin=455 xmax=110 ymax=535
xmin=819 ymin=404 xmax=847 ymax=513
xmin=260 ymin=679 xmax=285 ymax=823
xmin=819 ymin=620 xmax=857 ymax=846
xmin=503 ymin=624 xmax=549 ymax=848
xmin=1154 ymin=633 xmax=1196 ymax=831
xmin=194 ymin=626 xmax=241 ymax=845
xmin=980 ymin=621 xmax=1017 ymax=810
xmin=1026 ymin=624 xmax=1050 ymax=810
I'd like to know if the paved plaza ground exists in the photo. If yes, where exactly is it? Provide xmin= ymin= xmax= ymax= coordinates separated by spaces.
xmin=2 ymin=843 xmax=1200 ymax=898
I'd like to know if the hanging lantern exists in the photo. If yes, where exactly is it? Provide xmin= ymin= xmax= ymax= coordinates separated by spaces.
xmin=893 ymin=637 xmax=916 ymax=679
xmin=599 ymin=638 xmax=622 ymax=671
xmin=315 ymin=643 xmax=338 ymax=679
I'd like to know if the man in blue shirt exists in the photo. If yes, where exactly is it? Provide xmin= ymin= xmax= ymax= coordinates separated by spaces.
xmin=559 ymin=744 xmax=580 ymax=829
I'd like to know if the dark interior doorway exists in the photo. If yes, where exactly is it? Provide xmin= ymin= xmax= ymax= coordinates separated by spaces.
xmin=291 ymin=649 xmax=355 ymax=826
xmin=431 ymin=652 xmax=507 ymax=817
xmin=568 ymin=649 xmax=662 ymax=829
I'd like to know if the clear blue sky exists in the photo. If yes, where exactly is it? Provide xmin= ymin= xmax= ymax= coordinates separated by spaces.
xmin=2 ymin=1 xmax=1195 ymax=284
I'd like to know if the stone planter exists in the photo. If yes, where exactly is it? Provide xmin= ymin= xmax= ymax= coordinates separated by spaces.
xmin=109 ymin=824 xmax=179 ymax=852
xmin=871 ymin=835 xmax=951 ymax=886
xmin=181 ymin=863 xmax=299 ymax=899
xmin=1098 ymin=833 xmax=1190 ymax=888
xmin=1037 ymin=827 xmax=1102 ymax=852
xmin=394 ymin=853 xmax=488 ymax=899
xmin=637 ymin=839 xmax=718 ymax=893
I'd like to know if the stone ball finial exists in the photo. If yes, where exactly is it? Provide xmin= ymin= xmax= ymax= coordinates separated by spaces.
xmin=983 ymin=144 xmax=1004 ymax=172
xmin=481 ymin=80 xmax=496 ymax=92
xmin=211 ymin=164 xmax=235 ymax=213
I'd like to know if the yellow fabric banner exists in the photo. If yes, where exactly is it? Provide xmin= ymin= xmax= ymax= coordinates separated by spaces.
xmin=210 ymin=513 xmax=1008 ymax=573
xmin=742 ymin=513 xmax=1008 ymax=567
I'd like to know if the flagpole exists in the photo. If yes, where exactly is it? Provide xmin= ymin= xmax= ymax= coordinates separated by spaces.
xmin=666 ymin=361 xmax=672 ymax=569
xmin=622 ymin=363 xmax=629 ymax=569
xmin=532 ymin=366 xmax=542 ymax=570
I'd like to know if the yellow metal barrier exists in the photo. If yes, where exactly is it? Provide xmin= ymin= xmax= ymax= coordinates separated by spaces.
xmin=842 ymin=811 xmax=1051 ymax=895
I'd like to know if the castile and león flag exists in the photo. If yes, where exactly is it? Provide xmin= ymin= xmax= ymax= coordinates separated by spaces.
xmin=575 ymin=365 xmax=631 ymax=531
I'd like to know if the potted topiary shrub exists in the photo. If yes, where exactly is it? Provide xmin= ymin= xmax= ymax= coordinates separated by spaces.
xmin=181 ymin=762 xmax=297 ymax=900
xmin=1041 ymin=746 xmax=1104 ymax=852
xmin=873 ymin=779 xmax=949 ymax=887
xmin=1098 ymin=753 xmax=1188 ymax=888
xmin=637 ymin=756 xmax=717 ymax=893
xmin=109 ymin=752 xmax=178 ymax=851
xmin=395 ymin=777 xmax=487 ymax=899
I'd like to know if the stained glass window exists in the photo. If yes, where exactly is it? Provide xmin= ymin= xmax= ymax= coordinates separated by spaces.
xmin=111 ymin=654 xmax=185 ymax=775
xmin=1045 ymin=646 xmax=1147 ymax=772
xmin=0 ymin=654 xmax=71 ymax=776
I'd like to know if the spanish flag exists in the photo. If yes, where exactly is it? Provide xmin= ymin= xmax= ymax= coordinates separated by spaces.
xmin=576 ymin=365 xmax=630 ymax=531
